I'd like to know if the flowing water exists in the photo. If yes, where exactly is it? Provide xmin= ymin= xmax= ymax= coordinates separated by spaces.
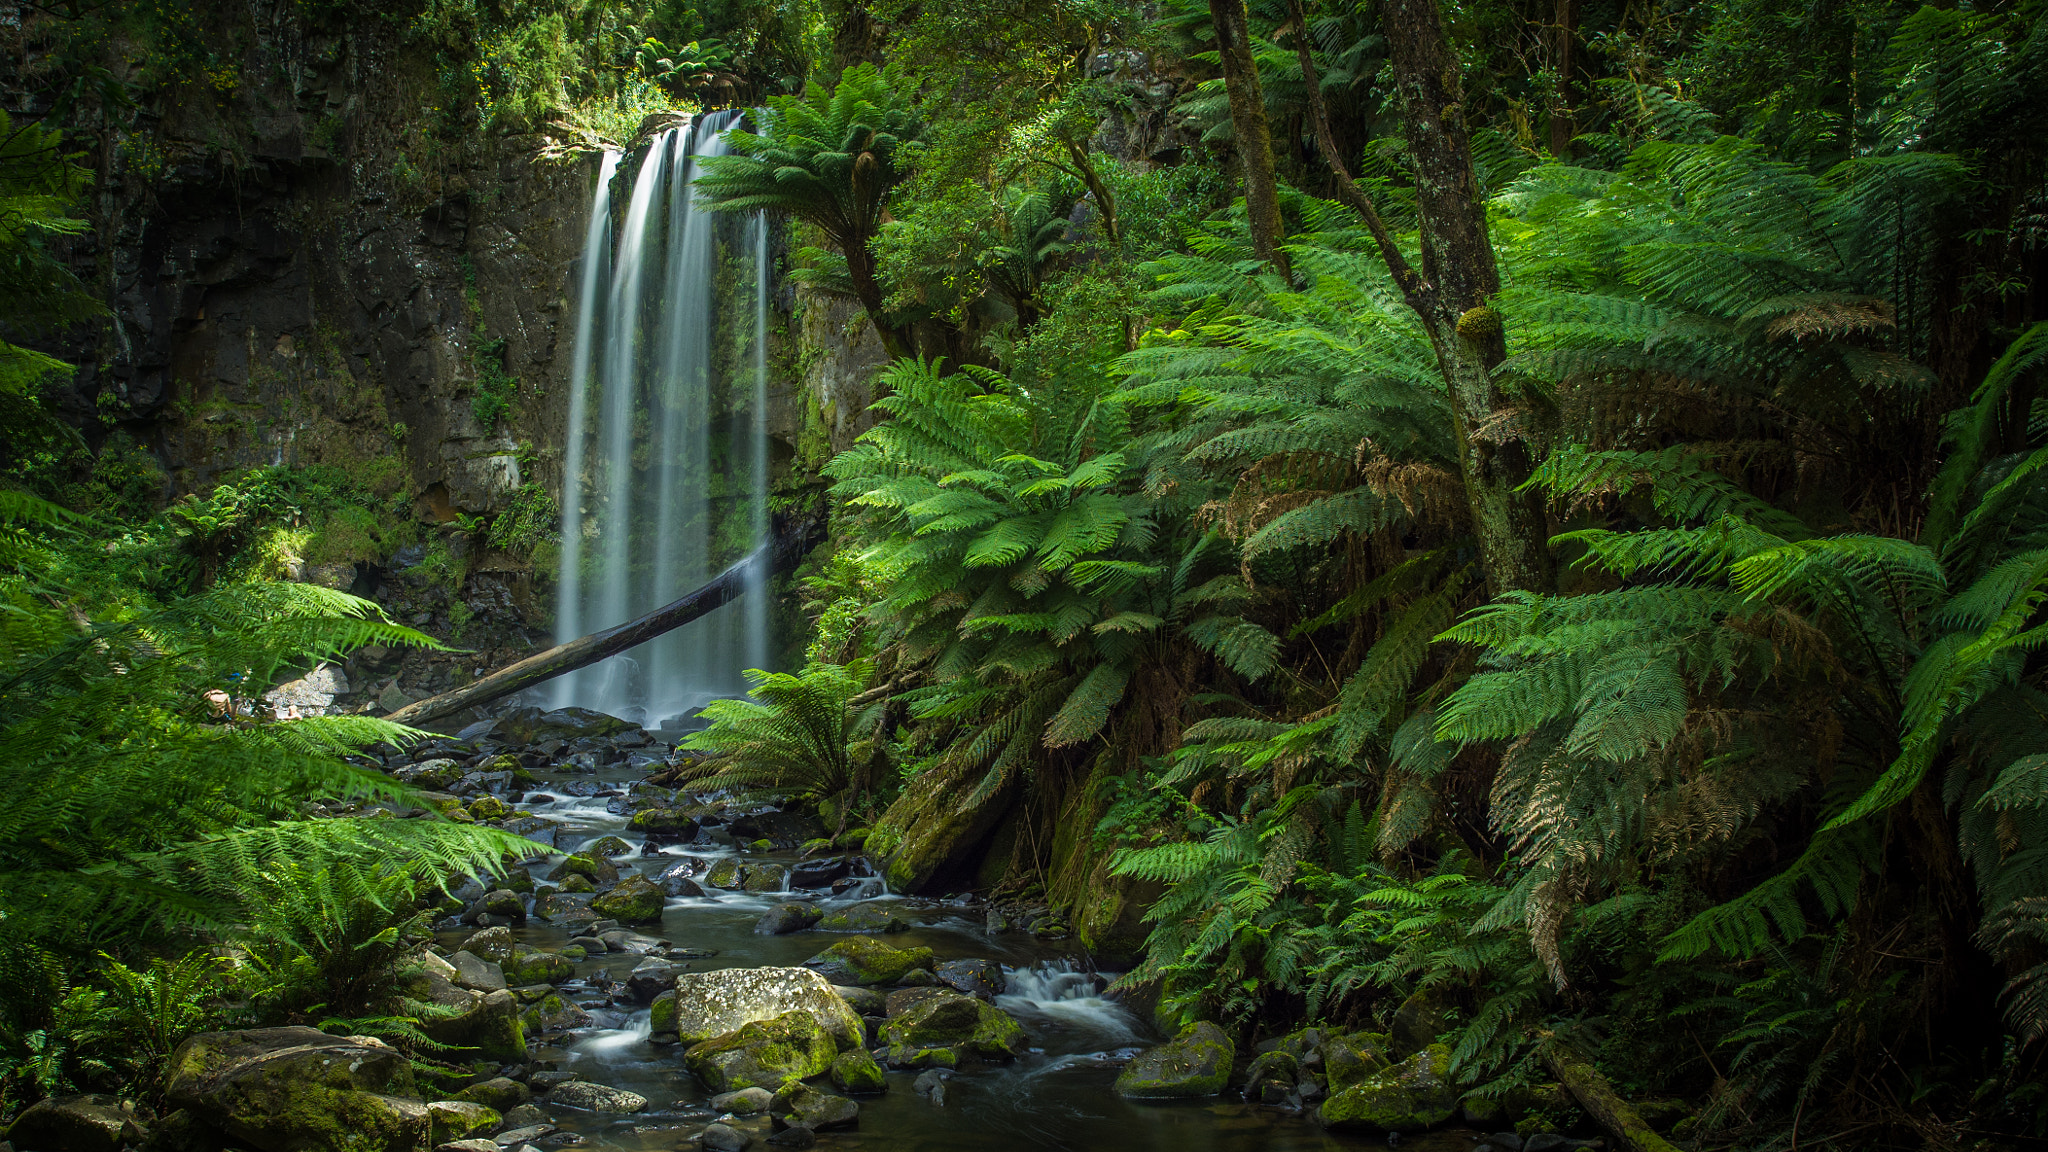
xmin=453 ymin=755 xmax=1482 ymax=1152
xmin=550 ymin=111 xmax=772 ymax=728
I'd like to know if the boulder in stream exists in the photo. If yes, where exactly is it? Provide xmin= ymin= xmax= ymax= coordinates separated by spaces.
xmin=710 ymin=1086 xmax=774 ymax=1115
xmin=630 ymin=807 xmax=702 ymax=841
xmin=544 ymin=1081 xmax=649 ymax=1112
xmin=448 ymin=951 xmax=505 ymax=992
xmin=704 ymin=858 xmax=746 ymax=889
xmin=770 ymin=1081 xmax=859 ymax=1130
xmin=164 ymin=1026 xmax=427 ymax=1152
xmin=801 ymin=937 xmax=934 ymax=986
xmin=459 ymin=925 xmax=515 ymax=962
xmin=699 ymin=1121 xmax=751 ymax=1151
xmin=449 ymin=1076 xmax=529 ymax=1111
xmin=831 ymin=985 xmax=886 ymax=1017
xmin=521 ymin=992 xmax=595 ymax=1034
xmin=742 ymin=862 xmax=791 ymax=892
xmin=878 ymin=991 xmax=1026 ymax=1061
xmin=590 ymin=873 xmax=665 ymax=923
xmin=495 ymin=705 xmax=633 ymax=743
xmin=422 ymin=989 xmax=527 ymax=1062
xmin=502 ymin=947 xmax=574 ymax=985
xmin=813 ymin=901 xmax=906 ymax=933
xmin=671 ymin=966 xmax=865 ymax=1049
xmin=829 ymin=1049 xmax=887 ymax=1094
xmin=627 ymin=958 xmax=686 ymax=1001
xmin=684 ymin=1010 xmax=839 ymax=1091
xmin=547 ymin=852 xmax=620 ymax=888
xmin=1323 ymin=1031 xmax=1394 ymax=1091
xmin=1114 ymin=1021 xmax=1234 ymax=1098
xmin=755 ymin=901 xmax=823 ymax=935
xmin=4 ymin=1093 xmax=150 ymax=1152
xmin=727 ymin=810 xmax=827 ymax=846
xmin=425 ymin=1100 xmax=499 ymax=1145
xmin=1316 ymin=1043 xmax=1458 ymax=1133
xmin=934 ymin=958 xmax=1006 ymax=999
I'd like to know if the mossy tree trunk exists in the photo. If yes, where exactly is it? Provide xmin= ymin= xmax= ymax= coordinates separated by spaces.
xmin=1209 ymin=0 xmax=1289 ymax=278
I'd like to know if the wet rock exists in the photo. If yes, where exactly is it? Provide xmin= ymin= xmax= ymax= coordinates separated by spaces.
xmin=449 ymin=951 xmax=506 ymax=992
xmin=755 ymin=902 xmax=823 ymax=935
xmin=533 ymin=890 xmax=600 ymax=926
xmin=765 ymin=1124 xmax=815 ymax=1148
xmin=787 ymin=857 xmax=850 ymax=888
xmin=544 ymin=1081 xmax=648 ymax=1112
xmin=770 ymin=1081 xmax=859 ymax=1131
xmin=893 ymin=967 xmax=938 ymax=987
xmin=651 ymin=989 xmax=680 ymax=1035
xmin=885 ymin=1046 xmax=957 ymax=1071
xmin=496 ymin=706 xmax=633 ymax=744
xmin=547 ymin=852 xmax=620 ymax=888
xmin=828 ymin=1049 xmax=887 ymax=1094
xmin=584 ymin=835 xmax=635 ymax=857
xmin=556 ymin=874 xmax=596 ymax=893
xmin=433 ymin=1140 xmax=499 ymax=1152
xmin=710 ymin=1086 xmax=774 ymax=1115
xmin=742 ymin=863 xmax=790 ymax=892
xmin=468 ymin=795 xmax=509 ymax=820
xmin=501 ymin=817 xmax=562 ymax=849
xmin=882 ymin=987 xmax=953 ymax=1018
xmin=1114 ymin=1021 xmax=1234 ymax=1098
xmin=831 ymin=985 xmax=886 ymax=1017
xmin=699 ymin=1121 xmax=751 ymax=1151
xmin=1523 ymin=1135 xmax=1568 ymax=1152
xmin=801 ymin=937 xmax=935 ymax=986
xmin=425 ymin=1100 xmax=499 ymax=1145
xmin=630 ymin=808 xmax=702 ymax=841
xmin=912 ymin=1069 xmax=950 ymax=1104
xmin=1242 ymin=1050 xmax=1299 ymax=1096
xmin=164 ymin=1027 xmax=425 ymax=1152
xmin=1391 ymin=988 xmax=1451 ymax=1056
xmin=569 ymin=934 xmax=608 ymax=954
xmin=598 ymin=928 xmax=666 ymax=953
xmin=704 ymin=858 xmax=746 ymax=889
xmin=4 ymin=1093 xmax=149 ymax=1152
xmin=879 ymin=991 xmax=1026 ymax=1061
xmin=423 ymin=989 xmax=527 ymax=1062
xmin=1317 ymin=1043 xmax=1458 ymax=1133
xmin=1323 ymin=1031 xmax=1394 ymax=1092
xmin=449 ymin=1076 xmax=529 ymax=1111
xmin=591 ymin=873 xmax=665 ymax=923
xmin=500 ymin=1103 xmax=548 ymax=1127
xmin=626 ymin=958 xmax=685 ymax=1002
xmin=684 ymin=1011 xmax=839 ymax=1092
xmin=397 ymin=758 xmax=460 ymax=790
xmin=670 ymin=967 xmax=866 ymax=1049
xmin=813 ymin=901 xmax=906 ymax=933
xmin=521 ymin=993 xmax=595 ymax=1034
xmin=475 ymin=889 xmax=526 ymax=923
xmin=502 ymin=948 xmax=573 ymax=985
xmin=726 ymin=811 xmax=827 ymax=846
xmin=933 ymin=959 xmax=1006 ymax=999
xmin=529 ymin=1071 xmax=578 ymax=1089
xmin=493 ymin=1121 xmax=557 ymax=1146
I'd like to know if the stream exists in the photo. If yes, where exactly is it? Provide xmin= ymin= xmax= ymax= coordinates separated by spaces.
xmin=437 ymin=736 xmax=1481 ymax=1152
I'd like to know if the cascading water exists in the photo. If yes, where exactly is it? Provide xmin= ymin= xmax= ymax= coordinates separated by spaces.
xmin=551 ymin=110 xmax=774 ymax=728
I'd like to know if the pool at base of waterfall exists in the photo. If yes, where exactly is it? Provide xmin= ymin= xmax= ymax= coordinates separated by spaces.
xmin=424 ymin=723 xmax=1488 ymax=1152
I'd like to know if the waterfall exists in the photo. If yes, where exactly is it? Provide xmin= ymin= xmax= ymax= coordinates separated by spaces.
xmin=551 ymin=110 xmax=774 ymax=728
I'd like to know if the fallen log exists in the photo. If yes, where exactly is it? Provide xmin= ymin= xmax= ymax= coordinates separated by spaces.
xmin=384 ymin=512 xmax=826 ymax=728
xmin=1541 ymin=1041 xmax=1684 ymax=1152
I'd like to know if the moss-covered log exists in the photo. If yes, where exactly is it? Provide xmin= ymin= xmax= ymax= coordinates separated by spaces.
xmin=1541 ymin=1043 xmax=1684 ymax=1152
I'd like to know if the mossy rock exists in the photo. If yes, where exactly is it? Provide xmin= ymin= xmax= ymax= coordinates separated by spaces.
xmin=802 ymin=936 xmax=935 ymax=986
xmin=768 ymin=1081 xmax=860 ymax=1131
xmin=704 ymin=858 xmax=745 ymax=889
xmin=829 ymin=1049 xmax=887 ymax=1094
xmin=877 ymin=758 xmax=1019 ymax=893
xmin=496 ymin=867 xmax=535 ymax=894
xmin=1317 ymin=1043 xmax=1457 ymax=1133
xmin=467 ymin=795 xmax=509 ymax=820
xmin=426 ymin=1100 xmax=500 ymax=1145
xmin=585 ymin=835 xmax=634 ymax=857
xmin=521 ymin=993 xmax=595 ymax=1034
xmin=1324 ymin=1031 xmax=1394 ymax=1092
xmin=1391 ymin=988 xmax=1451 ymax=1056
xmin=163 ymin=1027 xmax=428 ymax=1152
xmin=877 ymin=992 xmax=1025 ymax=1059
xmin=683 ymin=1010 xmax=838 ymax=1092
xmin=450 ymin=1077 xmax=529 ymax=1111
xmin=741 ymin=862 xmax=790 ymax=892
xmin=502 ymin=948 xmax=573 ymax=985
xmin=884 ymin=1045 xmax=956 ymax=1070
xmin=590 ymin=873 xmax=664 ymax=924
xmin=814 ymin=902 xmax=907 ymax=933
xmin=1114 ymin=1021 xmax=1234 ymax=1099
xmin=557 ymin=944 xmax=588 ymax=962
xmin=650 ymin=989 xmax=679 ymax=1034
xmin=629 ymin=808 xmax=700 ymax=839
xmin=546 ymin=852 xmax=619 ymax=888
xmin=558 ymin=873 xmax=596 ymax=893
xmin=421 ymin=990 xmax=527 ymax=1064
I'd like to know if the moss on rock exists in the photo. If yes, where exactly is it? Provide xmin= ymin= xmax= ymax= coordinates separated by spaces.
xmin=829 ymin=1049 xmax=887 ymax=1094
xmin=502 ymin=948 xmax=573 ymax=985
xmin=427 ymin=1100 xmax=500 ymax=1145
xmin=1114 ymin=1021 xmax=1234 ymax=1099
xmin=802 ymin=936 xmax=935 ymax=986
xmin=590 ymin=873 xmax=664 ymax=923
xmin=684 ymin=1010 xmax=838 ymax=1092
xmin=877 ymin=992 xmax=1025 ymax=1060
xmin=1317 ymin=1043 xmax=1457 ymax=1133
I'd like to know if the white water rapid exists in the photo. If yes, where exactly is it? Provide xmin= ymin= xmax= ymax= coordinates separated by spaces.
xmin=551 ymin=110 xmax=773 ymax=728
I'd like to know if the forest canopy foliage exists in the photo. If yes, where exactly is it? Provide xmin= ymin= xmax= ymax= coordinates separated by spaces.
xmin=6 ymin=0 xmax=2048 ymax=1147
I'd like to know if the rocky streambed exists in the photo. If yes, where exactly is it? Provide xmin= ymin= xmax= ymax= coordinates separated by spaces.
xmin=6 ymin=706 xmax=1605 ymax=1152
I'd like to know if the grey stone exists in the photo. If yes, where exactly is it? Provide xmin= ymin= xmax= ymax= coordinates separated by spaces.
xmin=543 ymin=1081 xmax=647 ymax=1112
xmin=448 ymin=951 xmax=506 ymax=992
xmin=710 ymin=1086 xmax=774 ymax=1115
xmin=699 ymin=1121 xmax=751 ymax=1151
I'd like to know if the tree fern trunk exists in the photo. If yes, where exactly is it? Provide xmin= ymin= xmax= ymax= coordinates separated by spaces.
xmin=1209 ymin=0 xmax=1289 ymax=278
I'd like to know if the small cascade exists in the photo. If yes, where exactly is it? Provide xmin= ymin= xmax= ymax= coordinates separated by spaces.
xmin=551 ymin=110 xmax=775 ymax=727
xmin=998 ymin=961 xmax=1141 ymax=1046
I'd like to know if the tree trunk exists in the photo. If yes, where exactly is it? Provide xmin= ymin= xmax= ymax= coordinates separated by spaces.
xmin=383 ymin=513 xmax=827 ymax=728
xmin=1549 ymin=0 xmax=1577 ymax=159
xmin=843 ymin=241 xmax=911 ymax=360
xmin=1542 ymin=1043 xmax=1685 ymax=1152
xmin=1378 ymin=0 xmax=1555 ymax=595
xmin=1209 ymin=0 xmax=1289 ymax=277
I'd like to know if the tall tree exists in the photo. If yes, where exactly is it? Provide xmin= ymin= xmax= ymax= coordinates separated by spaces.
xmin=1286 ymin=0 xmax=1553 ymax=595
xmin=1209 ymin=0 xmax=1289 ymax=277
